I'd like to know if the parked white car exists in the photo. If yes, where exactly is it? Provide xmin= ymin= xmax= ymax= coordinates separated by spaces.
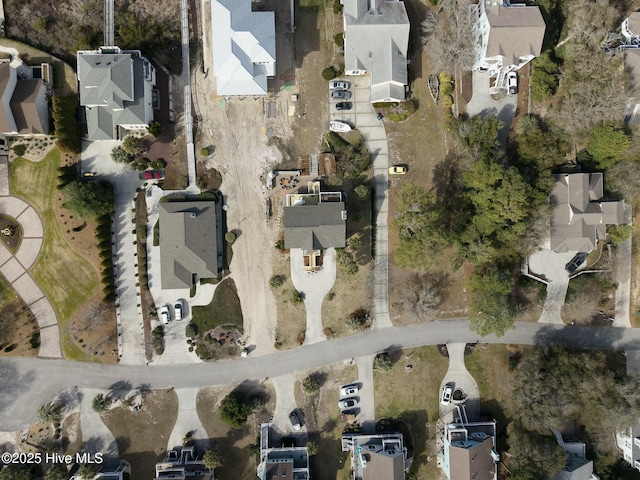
xmin=441 ymin=383 xmax=453 ymax=405
xmin=160 ymin=305 xmax=171 ymax=325
xmin=174 ymin=300 xmax=183 ymax=320
xmin=340 ymin=384 xmax=359 ymax=397
xmin=329 ymin=80 xmax=350 ymax=90
xmin=329 ymin=120 xmax=352 ymax=133
xmin=506 ymin=71 xmax=518 ymax=95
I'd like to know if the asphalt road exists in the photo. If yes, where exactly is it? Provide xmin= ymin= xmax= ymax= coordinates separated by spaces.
xmin=2 ymin=320 xmax=640 ymax=430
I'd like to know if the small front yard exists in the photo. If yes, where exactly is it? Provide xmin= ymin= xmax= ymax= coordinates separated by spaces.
xmin=272 ymin=252 xmax=307 ymax=349
xmin=0 ymin=273 xmax=39 ymax=357
xmin=101 ymin=389 xmax=178 ymax=479
xmin=197 ymin=382 xmax=275 ymax=480
xmin=374 ymin=346 xmax=448 ymax=479
xmin=562 ymin=271 xmax=616 ymax=326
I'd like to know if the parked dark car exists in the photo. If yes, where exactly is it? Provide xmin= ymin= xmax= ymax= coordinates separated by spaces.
xmin=289 ymin=410 xmax=301 ymax=431
xmin=565 ymin=252 xmax=588 ymax=274
xmin=336 ymin=102 xmax=352 ymax=111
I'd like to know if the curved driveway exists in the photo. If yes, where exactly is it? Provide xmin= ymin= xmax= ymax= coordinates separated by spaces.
xmin=0 ymin=194 xmax=61 ymax=358
xmin=2 ymin=320 xmax=640 ymax=429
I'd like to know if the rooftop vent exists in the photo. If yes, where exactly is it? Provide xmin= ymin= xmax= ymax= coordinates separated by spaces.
xmin=341 ymin=210 xmax=347 ymax=220
xmin=191 ymin=213 xmax=197 ymax=218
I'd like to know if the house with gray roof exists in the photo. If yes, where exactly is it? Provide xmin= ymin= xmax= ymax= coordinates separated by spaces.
xmin=439 ymin=420 xmax=498 ymax=480
xmin=159 ymin=200 xmax=222 ymax=290
xmin=283 ymin=182 xmax=346 ymax=270
xmin=551 ymin=432 xmax=598 ymax=480
xmin=550 ymin=173 xmax=626 ymax=253
xmin=343 ymin=0 xmax=410 ymax=103
xmin=472 ymin=0 xmax=545 ymax=91
xmin=77 ymin=46 xmax=156 ymax=140
xmin=0 ymin=58 xmax=49 ymax=135
xmin=341 ymin=432 xmax=407 ymax=480
xmin=154 ymin=446 xmax=213 ymax=480
xmin=211 ymin=0 xmax=276 ymax=96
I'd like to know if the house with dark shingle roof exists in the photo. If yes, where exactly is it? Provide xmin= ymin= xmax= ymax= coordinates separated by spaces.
xmin=283 ymin=182 xmax=346 ymax=270
xmin=77 ymin=46 xmax=156 ymax=140
xmin=341 ymin=432 xmax=407 ymax=480
xmin=550 ymin=173 xmax=626 ymax=253
xmin=472 ymin=1 xmax=545 ymax=90
xmin=158 ymin=200 xmax=222 ymax=290
xmin=0 ymin=59 xmax=49 ymax=135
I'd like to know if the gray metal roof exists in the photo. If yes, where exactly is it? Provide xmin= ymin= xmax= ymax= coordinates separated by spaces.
xmin=77 ymin=49 xmax=152 ymax=139
xmin=159 ymin=201 xmax=220 ymax=290
xmin=283 ymin=202 xmax=346 ymax=251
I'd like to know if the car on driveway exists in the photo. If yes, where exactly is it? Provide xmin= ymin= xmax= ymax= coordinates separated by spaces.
xmin=336 ymin=102 xmax=352 ymax=111
xmin=441 ymin=383 xmax=453 ymax=405
xmin=289 ymin=410 xmax=301 ymax=431
xmin=142 ymin=170 xmax=164 ymax=180
xmin=338 ymin=398 xmax=359 ymax=409
xmin=389 ymin=165 xmax=407 ymax=175
xmin=329 ymin=80 xmax=350 ymax=90
xmin=506 ymin=71 xmax=518 ymax=96
xmin=331 ymin=90 xmax=352 ymax=100
xmin=329 ymin=120 xmax=352 ymax=133
xmin=340 ymin=384 xmax=359 ymax=396
xmin=565 ymin=252 xmax=588 ymax=274
xmin=160 ymin=305 xmax=171 ymax=325
xmin=174 ymin=300 xmax=183 ymax=320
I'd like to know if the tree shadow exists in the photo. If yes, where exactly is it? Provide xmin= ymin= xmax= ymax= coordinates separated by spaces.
xmin=532 ymin=324 xmax=640 ymax=351
xmin=0 ymin=360 xmax=36 ymax=414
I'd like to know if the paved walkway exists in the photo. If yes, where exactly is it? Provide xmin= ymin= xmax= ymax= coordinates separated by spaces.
xmin=167 ymin=388 xmax=210 ymax=451
xmin=330 ymin=76 xmax=392 ymax=329
xmin=354 ymin=354 xmax=375 ymax=433
xmin=290 ymin=248 xmax=336 ymax=345
xmin=439 ymin=344 xmax=480 ymax=421
xmin=0 ymin=155 xmax=8 ymax=195
xmin=6 ymin=320 xmax=640 ymax=429
xmin=0 ymin=195 xmax=61 ymax=358
xmin=78 ymin=388 xmax=119 ymax=466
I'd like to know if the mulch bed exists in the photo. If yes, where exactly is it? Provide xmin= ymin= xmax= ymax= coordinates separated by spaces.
xmin=0 ymin=215 xmax=21 ymax=251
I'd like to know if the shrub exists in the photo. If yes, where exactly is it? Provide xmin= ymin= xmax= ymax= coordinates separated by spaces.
xmin=185 ymin=323 xmax=198 ymax=338
xmin=354 ymin=184 xmax=369 ymax=200
xmin=374 ymin=353 xmax=393 ymax=372
xmin=608 ymin=224 xmax=633 ymax=245
xmin=151 ymin=158 xmax=166 ymax=169
xmin=334 ymin=33 xmax=344 ymax=47
xmin=225 ymin=231 xmax=236 ymax=244
xmin=269 ymin=275 xmax=285 ymax=288
xmin=200 ymin=147 xmax=209 ymax=157
xmin=275 ymin=240 xmax=285 ymax=251
xmin=52 ymin=96 xmax=82 ymax=153
xmin=302 ymin=374 xmax=320 ymax=395
xmin=111 ymin=146 xmax=132 ymax=163
xmin=292 ymin=290 xmax=305 ymax=304
xmin=12 ymin=144 xmax=26 ymax=157
xmin=322 ymin=67 xmax=339 ymax=81
xmin=147 ymin=121 xmax=162 ymax=137
xmin=442 ymin=95 xmax=454 ymax=109
xmin=333 ymin=0 xmax=343 ymax=14
xmin=122 ymin=136 xmax=146 ymax=156
xmin=219 ymin=392 xmax=250 ymax=428
xmin=336 ymin=248 xmax=358 ymax=275
xmin=531 ymin=51 xmax=560 ymax=102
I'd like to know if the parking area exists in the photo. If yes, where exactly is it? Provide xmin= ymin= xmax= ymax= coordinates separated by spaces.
xmin=328 ymin=76 xmax=380 ymax=129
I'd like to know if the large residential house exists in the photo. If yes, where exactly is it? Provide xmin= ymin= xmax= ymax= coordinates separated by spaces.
xmin=158 ymin=200 xmax=223 ymax=290
xmin=341 ymin=432 xmax=408 ymax=480
xmin=257 ymin=423 xmax=310 ymax=480
xmin=211 ymin=0 xmax=276 ymax=96
xmin=283 ymin=181 xmax=346 ymax=270
xmin=472 ymin=0 xmax=545 ymax=90
xmin=154 ymin=446 xmax=213 ymax=480
xmin=550 ymin=173 xmax=626 ymax=253
xmin=617 ymin=422 xmax=640 ymax=473
xmin=77 ymin=46 xmax=156 ymax=140
xmin=343 ymin=0 xmax=410 ymax=103
xmin=551 ymin=432 xmax=599 ymax=480
xmin=439 ymin=419 xmax=499 ymax=480
xmin=69 ymin=460 xmax=131 ymax=480
xmin=0 ymin=57 xmax=50 ymax=136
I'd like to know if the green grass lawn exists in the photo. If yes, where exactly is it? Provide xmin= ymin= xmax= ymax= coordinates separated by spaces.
xmin=10 ymin=149 xmax=98 ymax=360
xmin=192 ymin=278 xmax=243 ymax=331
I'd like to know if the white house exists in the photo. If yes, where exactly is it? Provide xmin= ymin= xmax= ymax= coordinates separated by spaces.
xmin=472 ymin=1 xmax=546 ymax=89
xmin=343 ymin=0 xmax=410 ymax=103
xmin=622 ymin=12 xmax=640 ymax=45
xmin=211 ymin=0 xmax=276 ymax=96
xmin=616 ymin=423 xmax=640 ymax=473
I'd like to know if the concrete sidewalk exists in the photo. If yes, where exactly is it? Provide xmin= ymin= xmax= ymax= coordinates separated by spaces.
xmin=290 ymin=248 xmax=336 ymax=345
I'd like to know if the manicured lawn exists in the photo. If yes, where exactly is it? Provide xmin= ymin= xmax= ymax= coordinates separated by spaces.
xmin=10 ymin=149 xmax=98 ymax=360
xmin=0 ymin=273 xmax=39 ymax=356
xmin=192 ymin=278 xmax=244 ymax=331
xmin=374 ymin=346 xmax=448 ymax=478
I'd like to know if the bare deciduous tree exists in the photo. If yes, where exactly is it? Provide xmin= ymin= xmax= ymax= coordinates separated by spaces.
xmin=421 ymin=0 xmax=475 ymax=73
xmin=393 ymin=273 xmax=447 ymax=320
